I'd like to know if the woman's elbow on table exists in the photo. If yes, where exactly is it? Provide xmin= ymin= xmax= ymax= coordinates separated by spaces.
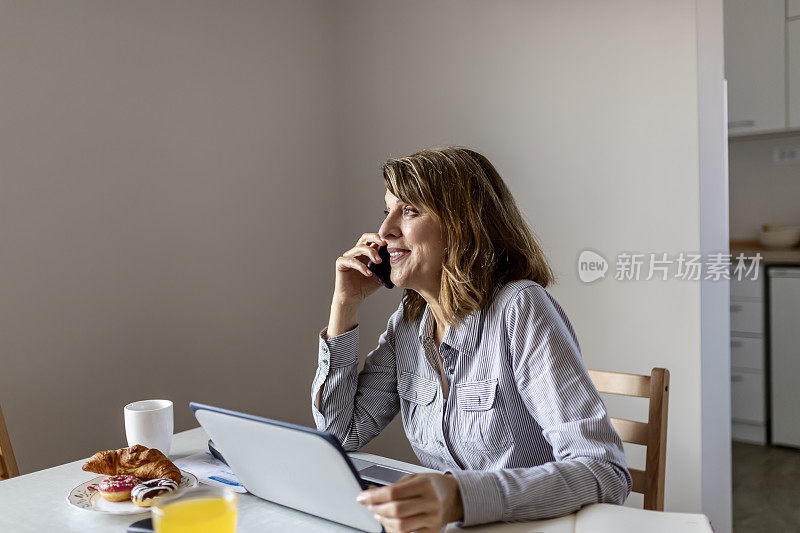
xmin=597 ymin=463 xmax=633 ymax=505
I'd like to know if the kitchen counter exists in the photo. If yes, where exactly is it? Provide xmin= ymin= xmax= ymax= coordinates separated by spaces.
xmin=730 ymin=240 xmax=800 ymax=264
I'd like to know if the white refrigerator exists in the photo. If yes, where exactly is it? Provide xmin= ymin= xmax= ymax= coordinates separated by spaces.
xmin=769 ymin=267 xmax=800 ymax=447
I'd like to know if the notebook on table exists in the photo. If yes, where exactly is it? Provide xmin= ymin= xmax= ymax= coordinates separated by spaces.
xmin=443 ymin=503 xmax=713 ymax=533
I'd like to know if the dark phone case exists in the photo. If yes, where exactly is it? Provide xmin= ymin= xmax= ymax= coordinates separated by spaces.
xmin=367 ymin=245 xmax=394 ymax=289
xmin=127 ymin=518 xmax=153 ymax=533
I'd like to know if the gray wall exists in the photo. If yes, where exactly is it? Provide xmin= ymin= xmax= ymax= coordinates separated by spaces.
xmin=729 ymin=132 xmax=800 ymax=239
xmin=336 ymin=0 xmax=727 ymax=526
xmin=0 ymin=0 xmax=340 ymax=472
xmin=0 ymin=0 xmax=730 ymax=529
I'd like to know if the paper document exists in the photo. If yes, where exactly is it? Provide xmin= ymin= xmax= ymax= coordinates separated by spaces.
xmin=173 ymin=452 xmax=248 ymax=493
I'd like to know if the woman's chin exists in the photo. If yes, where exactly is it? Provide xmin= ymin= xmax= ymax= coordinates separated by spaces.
xmin=391 ymin=272 xmax=431 ymax=293
xmin=390 ymin=273 xmax=407 ymax=289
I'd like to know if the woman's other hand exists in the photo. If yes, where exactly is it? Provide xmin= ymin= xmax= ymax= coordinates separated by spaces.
xmin=356 ymin=473 xmax=464 ymax=533
xmin=333 ymin=233 xmax=387 ymax=307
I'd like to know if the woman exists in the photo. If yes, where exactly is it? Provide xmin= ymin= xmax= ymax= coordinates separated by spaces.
xmin=311 ymin=147 xmax=630 ymax=532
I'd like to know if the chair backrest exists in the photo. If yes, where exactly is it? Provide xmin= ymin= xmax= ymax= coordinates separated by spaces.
xmin=0 ymin=402 xmax=20 ymax=480
xmin=587 ymin=367 xmax=670 ymax=511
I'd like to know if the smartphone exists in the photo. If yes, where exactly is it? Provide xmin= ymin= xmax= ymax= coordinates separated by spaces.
xmin=367 ymin=245 xmax=394 ymax=289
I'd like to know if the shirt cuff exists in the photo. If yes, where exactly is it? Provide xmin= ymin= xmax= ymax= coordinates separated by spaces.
xmin=319 ymin=325 xmax=359 ymax=368
xmin=447 ymin=469 xmax=506 ymax=526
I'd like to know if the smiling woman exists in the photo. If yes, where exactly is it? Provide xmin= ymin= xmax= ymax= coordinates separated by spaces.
xmin=311 ymin=146 xmax=631 ymax=532
xmin=380 ymin=148 xmax=555 ymax=330
xmin=377 ymin=189 xmax=445 ymax=303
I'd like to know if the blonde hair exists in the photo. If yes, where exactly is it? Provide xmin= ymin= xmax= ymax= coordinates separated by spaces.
xmin=382 ymin=146 xmax=555 ymax=327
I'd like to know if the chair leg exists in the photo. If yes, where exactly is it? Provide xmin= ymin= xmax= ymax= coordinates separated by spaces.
xmin=0 ymin=403 xmax=19 ymax=479
xmin=643 ymin=368 xmax=669 ymax=511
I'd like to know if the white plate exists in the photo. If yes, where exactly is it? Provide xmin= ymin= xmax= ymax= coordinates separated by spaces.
xmin=66 ymin=470 xmax=198 ymax=515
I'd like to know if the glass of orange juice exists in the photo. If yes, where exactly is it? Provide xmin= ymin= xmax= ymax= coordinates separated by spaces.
xmin=151 ymin=486 xmax=237 ymax=533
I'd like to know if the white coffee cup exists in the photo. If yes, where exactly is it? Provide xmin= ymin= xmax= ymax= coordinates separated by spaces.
xmin=124 ymin=399 xmax=174 ymax=455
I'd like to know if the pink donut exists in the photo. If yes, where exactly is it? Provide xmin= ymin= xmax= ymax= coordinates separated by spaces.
xmin=98 ymin=475 xmax=142 ymax=502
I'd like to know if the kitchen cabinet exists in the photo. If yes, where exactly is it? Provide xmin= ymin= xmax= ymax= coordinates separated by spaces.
xmin=724 ymin=0 xmax=787 ymax=134
xmin=790 ymin=0 xmax=800 ymax=18
xmin=790 ymin=20 xmax=800 ymax=128
xmin=730 ymin=300 xmax=764 ymax=334
xmin=731 ymin=370 xmax=766 ymax=423
xmin=731 ymin=337 xmax=765 ymax=371
xmin=730 ymin=264 xmax=766 ymax=444
xmin=769 ymin=267 xmax=800 ymax=448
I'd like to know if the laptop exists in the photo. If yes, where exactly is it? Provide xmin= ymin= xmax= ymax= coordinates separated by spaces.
xmin=189 ymin=402 xmax=413 ymax=532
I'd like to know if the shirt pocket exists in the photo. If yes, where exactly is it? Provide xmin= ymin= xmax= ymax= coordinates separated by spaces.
xmin=454 ymin=378 xmax=512 ymax=451
xmin=397 ymin=372 xmax=438 ymax=446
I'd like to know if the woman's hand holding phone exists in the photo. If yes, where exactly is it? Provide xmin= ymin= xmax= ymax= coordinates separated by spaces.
xmin=328 ymin=233 xmax=389 ymax=338
xmin=332 ymin=233 xmax=389 ymax=307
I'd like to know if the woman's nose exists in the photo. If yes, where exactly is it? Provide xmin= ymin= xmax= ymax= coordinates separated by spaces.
xmin=378 ymin=213 xmax=400 ymax=240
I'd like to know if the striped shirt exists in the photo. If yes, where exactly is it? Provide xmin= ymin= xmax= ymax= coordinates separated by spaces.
xmin=311 ymin=279 xmax=631 ymax=526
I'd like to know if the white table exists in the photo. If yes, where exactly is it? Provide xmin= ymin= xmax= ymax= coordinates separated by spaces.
xmin=0 ymin=427 xmax=712 ymax=532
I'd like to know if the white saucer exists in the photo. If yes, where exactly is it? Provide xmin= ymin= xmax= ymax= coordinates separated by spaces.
xmin=66 ymin=470 xmax=198 ymax=515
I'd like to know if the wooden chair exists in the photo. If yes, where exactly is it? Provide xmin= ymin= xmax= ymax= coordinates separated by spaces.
xmin=587 ymin=367 xmax=670 ymax=511
xmin=0 ymin=402 xmax=20 ymax=480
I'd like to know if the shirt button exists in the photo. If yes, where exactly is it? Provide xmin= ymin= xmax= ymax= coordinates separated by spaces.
xmin=322 ymin=358 xmax=328 ymax=365
xmin=322 ymin=346 xmax=329 ymax=354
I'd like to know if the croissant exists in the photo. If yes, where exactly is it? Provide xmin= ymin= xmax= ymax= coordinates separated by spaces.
xmin=82 ymin=444 xmax=181 ymax=484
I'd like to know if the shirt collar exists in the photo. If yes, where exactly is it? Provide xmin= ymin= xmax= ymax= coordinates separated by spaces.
xmin=417 ymin=301 xmax=482 ymax=356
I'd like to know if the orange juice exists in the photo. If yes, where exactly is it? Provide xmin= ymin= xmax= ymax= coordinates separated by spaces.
xmin=154 ymin=497 xmax=236 ymax=533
